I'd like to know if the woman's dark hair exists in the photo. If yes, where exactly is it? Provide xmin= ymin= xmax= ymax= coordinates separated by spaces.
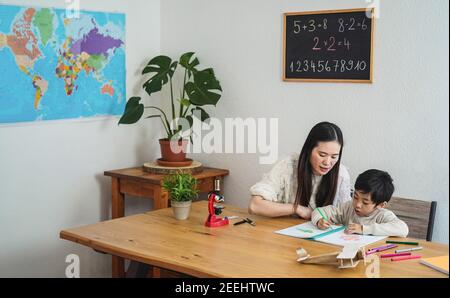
xmin=294 ymin=122 xmax=344 ymax=210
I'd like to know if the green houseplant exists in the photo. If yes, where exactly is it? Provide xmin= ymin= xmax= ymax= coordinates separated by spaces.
xmin=118 ymin=52 xmax=222 ymax=162
xmin=162 ymin=172 xmax=199 ymax=220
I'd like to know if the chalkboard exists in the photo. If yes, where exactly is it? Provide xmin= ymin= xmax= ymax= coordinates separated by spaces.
xmin=283 ymin=8 xmax=374 ymax=83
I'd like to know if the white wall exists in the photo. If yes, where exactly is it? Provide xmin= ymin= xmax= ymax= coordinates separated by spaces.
xmin=161 ymin=0 xmax=449 ymax=243
xmin=0 ymin=0 xmax=161 ymax=277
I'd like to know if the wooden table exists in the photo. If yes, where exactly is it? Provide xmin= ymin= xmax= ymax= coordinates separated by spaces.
xmin=103 ymin=166 xmax=229 ymax=277
xmin=60 ymin=201 xmax=448 ymax=278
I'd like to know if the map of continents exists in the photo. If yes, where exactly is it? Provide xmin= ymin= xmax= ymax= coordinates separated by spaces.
xmin=0 ymin=5 xmax=125 ymax=123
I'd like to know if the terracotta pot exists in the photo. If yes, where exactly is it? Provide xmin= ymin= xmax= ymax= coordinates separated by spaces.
xmin=159 ymin=138 xmax=188 ymax=162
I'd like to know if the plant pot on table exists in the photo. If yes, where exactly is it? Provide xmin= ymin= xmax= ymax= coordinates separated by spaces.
xmin=159 ymin=138 xmax=188 ymax=162
xmin=171 ymin=200 xmax=192 ymax=220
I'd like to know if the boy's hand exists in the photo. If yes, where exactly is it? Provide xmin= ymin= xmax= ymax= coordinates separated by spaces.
xmin=317 ymin=218 xmax=332 ymax=230
xmin=345 ymin=223 xmax=363 ymax=234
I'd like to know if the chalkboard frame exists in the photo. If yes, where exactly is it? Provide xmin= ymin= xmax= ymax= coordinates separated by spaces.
xmin=283 ymin=8 xmax=375 ymax=83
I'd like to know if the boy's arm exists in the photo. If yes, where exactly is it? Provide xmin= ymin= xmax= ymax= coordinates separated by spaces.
xmin=362 ymin=211 xmax=409 ymax=237
xmin=311 ymin=204 xmax=344 ymax=226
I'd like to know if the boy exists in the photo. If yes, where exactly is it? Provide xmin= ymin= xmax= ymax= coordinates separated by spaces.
xmin=311 ymin=169 xmax=409 ymax=237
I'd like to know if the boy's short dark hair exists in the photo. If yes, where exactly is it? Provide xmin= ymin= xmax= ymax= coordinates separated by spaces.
xmin=354 ymin=169 xmax=395 ymax=205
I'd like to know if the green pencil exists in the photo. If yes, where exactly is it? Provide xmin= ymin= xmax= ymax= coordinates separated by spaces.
xmin=386 ymin=240 xmax=419 ymax=245
xmin=317 ymin=208 xmax=329 ymax=221
xmin=317 ymin=208 xmax=328 ymax=221
xmin=317 ymin=208 xmax=332 ymax=229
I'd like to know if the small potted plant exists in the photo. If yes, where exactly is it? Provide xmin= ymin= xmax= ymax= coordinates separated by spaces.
xmin=162 ymin=172 xmax=199 ymax=220
xmin=118 ymin=52 xmax=222 ymax=164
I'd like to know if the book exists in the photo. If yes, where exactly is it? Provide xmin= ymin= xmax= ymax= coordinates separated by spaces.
xmin=419 ymin=256 xmax=449 ymax=275
xmin=275 ymin=221 xmax=343 ymax=239
xmin=275 ymin=221 xmax=387 ymax=248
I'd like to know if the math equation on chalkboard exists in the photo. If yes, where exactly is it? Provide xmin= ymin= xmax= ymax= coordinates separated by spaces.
xmin=283 ymin=8 xmax=374 ymax=83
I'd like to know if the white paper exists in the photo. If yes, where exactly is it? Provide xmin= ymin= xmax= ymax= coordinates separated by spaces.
xmin=274 ymin=221 xmax=343 ymax=239
xmin=316 ymin=230 xmax=386 ymax=248
xmin=275 ymin=221 xmax=387 ymax=248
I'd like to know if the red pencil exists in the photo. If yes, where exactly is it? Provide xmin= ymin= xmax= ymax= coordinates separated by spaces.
xmin=381 ymin=252 xmax=411 ymax=258
xmin=391 ymin=255 xmax=422 ymax=262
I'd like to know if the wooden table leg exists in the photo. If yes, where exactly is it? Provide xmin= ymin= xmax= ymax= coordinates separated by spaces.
xmin=112 ymin=256 xmax=125 ymax=278
xmin=154 ymin=187 xmax=169 ymax=210
xmin=111 ymin=177 xmax=125 ymax=277
xmin=152 ymin=267 xmax=162 ymax=278
xmin=111 ymin=177 xmax=124 ymax=218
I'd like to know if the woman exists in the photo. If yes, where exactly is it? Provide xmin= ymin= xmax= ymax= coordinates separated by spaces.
xmin=248 ymin=122 xmax=351 ymax=219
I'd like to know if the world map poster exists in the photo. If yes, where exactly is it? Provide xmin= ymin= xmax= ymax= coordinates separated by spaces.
xmin=0 ymin=5 xmax=125 ymax=124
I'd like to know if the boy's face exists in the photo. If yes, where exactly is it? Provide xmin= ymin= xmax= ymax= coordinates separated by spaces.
xmin=352 ymin=190 xmax=387 ymax=216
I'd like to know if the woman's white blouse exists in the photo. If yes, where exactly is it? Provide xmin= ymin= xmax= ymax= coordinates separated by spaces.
xmin=250 ymin=153 xmax=352 ymax=207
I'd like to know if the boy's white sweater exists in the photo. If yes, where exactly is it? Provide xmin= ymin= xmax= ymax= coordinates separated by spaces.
xmin=311 ymin=201 xmax=409 ymax=237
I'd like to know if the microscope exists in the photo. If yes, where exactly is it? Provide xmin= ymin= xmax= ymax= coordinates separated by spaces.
xmin=204 ymin=179 xmax=229 ymax=227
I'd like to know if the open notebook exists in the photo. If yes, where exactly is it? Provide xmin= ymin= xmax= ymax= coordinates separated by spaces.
xmin=275 ymin=221 xmax=386 ymax=248
xmin=419 ymin=256 xmax=449 ymax=275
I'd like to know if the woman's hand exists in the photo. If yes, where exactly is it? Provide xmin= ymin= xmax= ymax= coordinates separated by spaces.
xmin=317 ymin=218 xmax=332 ymax=230
xmin=295 ymin=206 xmax=312 ymax=219
xmin=345 ymin=223 xmax=363 ymax=234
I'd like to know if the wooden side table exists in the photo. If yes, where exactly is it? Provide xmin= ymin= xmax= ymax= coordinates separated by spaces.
xmin=104 ymin=166 xmax=229 ymax=277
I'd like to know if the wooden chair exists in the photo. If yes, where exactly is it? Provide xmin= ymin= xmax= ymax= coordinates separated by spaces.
xmin=386 ymin=197 xmax=437 ymax=241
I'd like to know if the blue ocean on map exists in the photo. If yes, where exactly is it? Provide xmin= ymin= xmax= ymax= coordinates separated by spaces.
xmin=0 ymin=4 xmax=125 ymax=123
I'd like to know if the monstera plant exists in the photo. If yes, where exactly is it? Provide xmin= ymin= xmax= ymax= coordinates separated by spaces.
xmin=119 ymin=52 xmax=222 ymax=162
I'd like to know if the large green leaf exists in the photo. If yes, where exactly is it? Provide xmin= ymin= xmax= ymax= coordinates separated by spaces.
xmin=191 ymin=107 xmax=210 ymax=122
xmin=118 ymin=97 xmax=144 ymax=124
xmin=185 ymin=68 xmax=222 ymax=106
xmin=142 ymin=55 xmax=178 ymax=96
xmin=185 ymin=115 xmax=193 ymax=129
xmin=179 ymin=52 xmax=199 ymax=78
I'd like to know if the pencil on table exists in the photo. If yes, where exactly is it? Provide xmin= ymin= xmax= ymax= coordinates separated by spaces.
xmin=386 ymin=240 xmax=419 ymax=245
xmin=317 ymin=208 xmax=333 ymax=229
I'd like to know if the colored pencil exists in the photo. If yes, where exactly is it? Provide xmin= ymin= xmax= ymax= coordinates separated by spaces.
xmin=317 ymin=207 xmax=335 ymax=230
xmin=377 ymin=244 xmax=397 ymax=251
xmin=395 ymin=246 xmax=423 ymax=253
xmin=366 ymin=244 xmax=397 ymax=255
xmin=380 ymin=252 xmax=411 ymax=258
xmin=368 ymin=244 xmax=395 ymax=251
xmin=317 ymin=208 xmax=329 ymax=221
xmin=386 ymin=240 xmax=419 ymax=245
xmin=391 ymin=255 xmax=422 ymax=262
xmin=366 ymin=250 xmax=378 ymax=256
xmin=371 ymin=244 xmax=397 ymax=251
